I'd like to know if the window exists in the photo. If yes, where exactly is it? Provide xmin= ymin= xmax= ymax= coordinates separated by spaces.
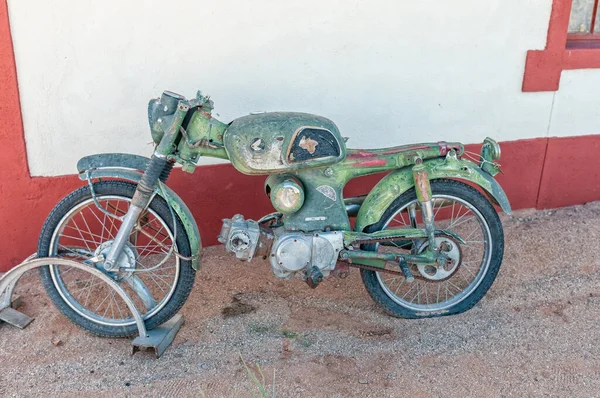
xmin=568 ymin=0 xmax=600 ymax=47
xmin=522 ymin=0 xmax=600 ymax=92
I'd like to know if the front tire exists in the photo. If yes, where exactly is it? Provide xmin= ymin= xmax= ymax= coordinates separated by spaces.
xmin=38 ymin=181 xmax=196 ymax=337
xmin=360 ymin=179 xmax=504 ymax=319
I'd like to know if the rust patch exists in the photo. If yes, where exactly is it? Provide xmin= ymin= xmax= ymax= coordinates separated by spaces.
xmin=299 ymin=136 xmax=319 ymax=154
xmin=347 ymin=144 xmax=432 ymax=159
xmin=438 ymin=141 xmax=463 ymax=156
xmin=379 ymin=145 xmax=429 ymax=155
xmin=346 ymin=150 xmax=378 ymax=159
xmin=354 ymin=159 xmax=388 ymax=167
xmin=414 ymin=170 xmax=431 ymax=201
xmin=438 ymin=141 xmax=449 ymax=156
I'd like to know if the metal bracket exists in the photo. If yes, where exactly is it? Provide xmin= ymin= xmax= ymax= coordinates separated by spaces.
xmin=131 ymin=314 xmax=184 ymax=358
xmin=0 ymin=255 xmax=182 ymax=358
xmin=0 ymin=295 xmax=32 ymax=329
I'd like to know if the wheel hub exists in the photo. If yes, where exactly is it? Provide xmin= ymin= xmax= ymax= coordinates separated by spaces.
xmin=416 ymin=236 xmax=462 ymax=281
xmin=94 ymin=240 xmax=138 ymax=274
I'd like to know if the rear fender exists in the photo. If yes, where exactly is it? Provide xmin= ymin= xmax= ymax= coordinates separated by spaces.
xmin=77 ymin=153 xmax=202 ymax=270
xmin=354 ymin=153 xmax=512 ymax=232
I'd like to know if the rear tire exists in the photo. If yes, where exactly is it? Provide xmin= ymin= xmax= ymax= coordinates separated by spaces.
xmin=360 ymin=179 xmax=504 ymax=319
xmin=37 ymin=181 xmax=196 ymax=337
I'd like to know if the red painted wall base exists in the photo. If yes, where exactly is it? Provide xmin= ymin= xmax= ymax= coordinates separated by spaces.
xmin=537 ymin=135 xmax=600 ymax=208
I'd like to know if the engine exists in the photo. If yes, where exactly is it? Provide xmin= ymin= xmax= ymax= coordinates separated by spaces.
xmin=218 ymin=215 xmax=343 ymax=280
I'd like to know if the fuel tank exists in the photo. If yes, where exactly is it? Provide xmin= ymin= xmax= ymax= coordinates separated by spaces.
xmin=223 ymin=112 xmax=346 ymax=175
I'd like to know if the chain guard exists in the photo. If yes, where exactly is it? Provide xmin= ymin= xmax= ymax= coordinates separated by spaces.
xmin=348 ymin=233 xmax=463 ymax=282
xmin=341 ymin=261 xmax=442 ymax=282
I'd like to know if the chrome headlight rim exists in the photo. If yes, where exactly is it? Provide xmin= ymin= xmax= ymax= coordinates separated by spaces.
xmin=269 ymin=177 xmax=305 ymax=215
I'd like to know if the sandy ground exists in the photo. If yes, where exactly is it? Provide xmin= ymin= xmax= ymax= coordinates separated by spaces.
xmin=1 ymin=203 xmax=600 ymax=397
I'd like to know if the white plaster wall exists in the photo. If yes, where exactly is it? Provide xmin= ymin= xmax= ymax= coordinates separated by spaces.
xmin=8 ymin=0 xmax=561 ymax=176
xmin=549 ymin=69 xmax=600 ymax=137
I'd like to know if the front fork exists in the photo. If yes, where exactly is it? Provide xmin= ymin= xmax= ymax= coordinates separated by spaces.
xmin=103 ymin=154 xmax=170 ymax=271
xmin=103 ymin=100 xmax=189 ymax=271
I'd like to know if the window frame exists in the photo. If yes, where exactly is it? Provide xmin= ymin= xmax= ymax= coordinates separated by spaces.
xmin=567 ymin=0 xmax=600 ymax=39
xmin=523 ymin=0 xmax=600 ymax=92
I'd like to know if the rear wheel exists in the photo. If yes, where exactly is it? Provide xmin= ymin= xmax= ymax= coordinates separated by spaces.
xmin=360 ymin=179 xmax=504 ymax=318
xmin=38 ymin=181 xmax=196 ymax=337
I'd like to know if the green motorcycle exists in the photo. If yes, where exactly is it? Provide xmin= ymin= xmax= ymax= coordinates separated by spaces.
xmin=37 ymin=90 xmax=510 ymax=337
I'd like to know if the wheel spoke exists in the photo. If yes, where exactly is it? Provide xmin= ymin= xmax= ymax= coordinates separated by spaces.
xmin=66 ymin=218 xmax=94 ymax=253
xmin=401 ymin=282 xmax=417 ymax=300
xmin=68 ymin=279 xmax=104 ymax=295
xmin=57 ymin=244 xmax=93 ymax=259
xmin=459 ymin=267 xmax=474 ymax=283
xmin=375 ymin=191 xmax=492 ymax=312
xmin=94 ymin=291 xmax=112 ymax=314
xmin=47 ymin=191 xmax=180 ymax=328
xmin=86 ymin=204 xmax=112 ymax=243
xmin=78 ymin=212 xmax=99 ymax=248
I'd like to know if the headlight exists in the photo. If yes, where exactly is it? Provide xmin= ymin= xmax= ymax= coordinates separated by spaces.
xmin=267 ymin=176 xmax=305 ymax=215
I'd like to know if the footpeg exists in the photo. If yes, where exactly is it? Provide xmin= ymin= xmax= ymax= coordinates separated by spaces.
xmin=399 ymin=259 xmax=414 ymax=283
xmin=305 ymin=266 xmax=324 ymax=289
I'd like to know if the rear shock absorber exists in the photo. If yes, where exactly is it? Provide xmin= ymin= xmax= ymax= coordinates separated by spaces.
xmin=412 ymin=158 xmax=437 ymax=250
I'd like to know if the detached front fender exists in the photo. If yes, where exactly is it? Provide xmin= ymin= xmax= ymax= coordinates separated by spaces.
xmin=354 ymin=154 xmax=512 ymax=232
xmin=76 ymin=153 xmax=202 ymax=270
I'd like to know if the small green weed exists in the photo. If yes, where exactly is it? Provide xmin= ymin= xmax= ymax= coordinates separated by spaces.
xmin=240 ymin=355 xmax=276 ymax=398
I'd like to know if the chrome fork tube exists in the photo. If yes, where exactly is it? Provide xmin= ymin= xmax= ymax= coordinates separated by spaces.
xmin=103 ymin=205 xmax=144 ymax=271
xmin=103 ymin=100 xmax=187 ymax=271
xmin=103 ymin=154 xmax=169 ymax=271
xmin=104 ymin=101 xmax=190 ymax=271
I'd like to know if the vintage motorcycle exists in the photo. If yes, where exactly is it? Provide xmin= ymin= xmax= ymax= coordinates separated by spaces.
xmin=37 ymin=90 xmax=511 ymax=337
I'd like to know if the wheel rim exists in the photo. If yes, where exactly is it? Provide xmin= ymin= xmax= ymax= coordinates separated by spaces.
xmin=375 ymin=194 xmax=492 ymax=312
xmin=48 ymin=195 xmax=180 ymax=327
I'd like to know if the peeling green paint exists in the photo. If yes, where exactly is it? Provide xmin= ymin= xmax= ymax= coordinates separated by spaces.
xmin=281 ymin=142 xmax=469 ymax=233
xmin=145 ymin=90 xmax=510 ymax=271
xmin=354 ymin=150 xmax=512 ymax=233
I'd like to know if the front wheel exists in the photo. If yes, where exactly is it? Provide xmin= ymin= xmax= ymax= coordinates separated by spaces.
xmin=38 ymin=181 xmax=196 ymax=337
xmin=360 ymin=179 xmax=504 ymax=318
